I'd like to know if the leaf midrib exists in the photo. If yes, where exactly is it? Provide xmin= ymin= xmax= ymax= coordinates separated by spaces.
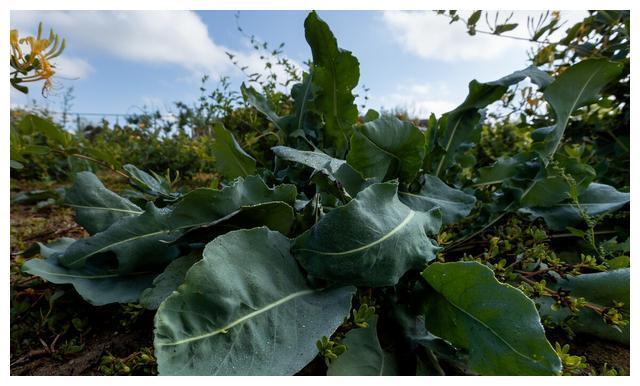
xmin=547 ymin=66 xmax=604 ymax=158
xmin=156 ymin=288 xmax=315 ymax=347
xmin=436 ymin=281 xmax=544 ymax=367
xmin=67 ymin=204 xmax=143 ymax=215
xmin=295 ymin=210 xmax=415 ymax=256
xmin=64 ymin=201 xmax=291 ymax=267
xmin=358 ymin=129 xmax=401 ymax=161
xmin=26 ymin=268 xmax=152 ymax=280
xmin=434 ymin=117 xmax=462 ymax=177
xmin=297 ymin=77 xmax=313 ymax=132
xmin=64 ymin=229 xmax=172 ymax=266
xmin=226 ymin=141 xmax=250 ymax=177
xmin=399 ymin=191 xmax=469 ymax=206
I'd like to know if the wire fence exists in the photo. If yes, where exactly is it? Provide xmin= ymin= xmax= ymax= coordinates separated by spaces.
xmin=31 ymin=110 xmax=178 ymax=132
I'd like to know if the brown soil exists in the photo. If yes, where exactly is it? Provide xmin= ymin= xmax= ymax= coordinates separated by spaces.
xmin=11 ymin=316 xmax=154 ymax=376
xmin=570 ymin=335 xmax=630 ymax=375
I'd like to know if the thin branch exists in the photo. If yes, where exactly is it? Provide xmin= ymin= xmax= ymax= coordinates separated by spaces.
xmin=518 ymin=275 xmax=606 ymax=314
xmin=50 ymin=149 xmax=129 ymax=179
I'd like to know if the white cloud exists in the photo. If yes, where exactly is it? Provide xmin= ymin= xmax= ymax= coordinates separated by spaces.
xmin=369 ymin=82 xmax=457 ymax=118
xmin=11 ymin=10 xmax=303 ymax=89
xmin=52 ymin=56 xmax=93 ymax=79
xmin=11 ymin=11 xmax=234 ymax=75
xmin=381 ymin=10 xmax=587 ymax=62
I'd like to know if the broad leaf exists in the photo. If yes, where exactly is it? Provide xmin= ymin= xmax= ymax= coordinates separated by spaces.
xmin=59 ymin=203 xmax=181 ymax=273
xmin=347 ymin=115 xmax=426 ymax=183
xmin=327 ymin=316 xmax=398 ymax=376
xmin=175 ymin=201 xmax=295 ymax=243
xmin=399 ymin=174 xmax=476 ymax=225
xmin=60 ymin=176 xmax=296 ymax=272
xmin=534 ymin=59 xmax=624 ymax=162
xmin=140 ymin=252 xmax=201 ymax=310
xmin=518 ymin=171 xmax=573 ymax=208
xmin=421 ymin=261 xmax=561 ymax=375
xmin=305 ymin=11 xmax=359 ymax=155
xmin=66 ymin=172 xmax=142 ymax=234
xmin=124 ymin=164 xmax=176 ymax=198
xmin=538 ymin=269 xmax=629 ymax=345
xmin=272 ymin=145 xmax=368 ymax=196
xmin=293 ymin=182 xmax=441 ymax=287
xmin=13 ymin=188 xmax=64 ymax=205
xmin=516 ymin=154 xmax=597 ymax=208
xmin=283 ymin=72 xmax=321 ymax=140
xmin=475 ymin=154 xmax=534 ymax=187
xmin=392 ymin=303 xmax=462 ymax=375
xmin=520 ymin=183 xmax=629 ymax=230
xmin=432 ymin=66 xmax=553 ymax=177
xmin=22 ymin=238 xmax=155 ymax=306
xmin=241 ymin=83 xmax=285 ymax=132
xmin=211 ymin=122 xmax=256 ymax=178
xmin=273 ymin=145 xmax=346 ymax=174
xmin=154 ymin=227 xmax=355 ymax=375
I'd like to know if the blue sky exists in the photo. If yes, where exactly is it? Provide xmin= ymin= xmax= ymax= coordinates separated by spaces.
xmin=10 ymin=10 xmax=586 ymax=125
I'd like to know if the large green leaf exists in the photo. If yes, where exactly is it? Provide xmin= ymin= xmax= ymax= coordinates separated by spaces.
xmin=240 ymin=83 xmax=286 ymax=132
xmin=175 ymin=201 xmax=295 ymax=244
xmin=399 ymin=174 xmax=476 ymax=225
xmin=12 ymin=188 xmax=64 ymax=206
xmin=475 ymin=154 xmax=531 ymax=187
xmin=273 ymin=145 xmax=346 ymax=174
xmin=154 ymin=227 xmax=355 ymax=375
xmin=59 ymin=203 xmax=181 ymax=273
xmin=305 ymin=11 xmax=359 ymax=155
xmin=433 ymin=66 xmax=553 ymax=177
xmin=347 ymin=115 xmax=426 ymax=183
xmin=421 ymin=261 xmax=561 ymax=375
xmin=59 ymin=176 xmax=296 ymax=272
xmin=211 ymin=122 xmax=256 ymax=178
xmin=517 ymin=154 xmax=597 ymax=208
xmin=520 ymin=183 xmax=629 ymax=230
xmin=518 ymin=172 xmax=573 ymax=208
xmin=272 ymin=145 xmax=369 ymax=196
xmin=293 ymin=182 xmax=441 ymax=287
xmin=124 ymin=164 xmax=176 ymax=198
xmin=327 ymin=316 xmax=398 ymax=376
xmin=139 ymin=252 xmax=201 ymax=310
xmin=65 ymin=172 xmax=142 ymax=234
xmin=538 ymin=269 xmax=629 ymax=345
xmin=392 ymin=303 xmax=462 ymax=374
xmin=534 ymin=59 xmax=624 ymax=162
xmin=22 ymin=238 xmax=155 ymax=306
xmin=282 ymin=73 xmax=320 ymax=140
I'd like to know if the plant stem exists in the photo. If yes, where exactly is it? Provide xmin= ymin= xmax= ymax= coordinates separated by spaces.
xmin=445 ymin=209 xmax=510 ymax=251
xmin=518 ymin=275 xmax=605 ymax=314
xmin=50 ymin=149 xmax=129 ymax=179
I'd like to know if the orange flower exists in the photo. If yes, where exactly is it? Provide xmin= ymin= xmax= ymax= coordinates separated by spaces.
xmin=10 ymin=22 xmax=65 ymax=94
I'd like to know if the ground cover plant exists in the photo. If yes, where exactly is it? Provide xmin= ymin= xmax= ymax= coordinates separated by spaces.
xmin=11 ymin=10 xmax=630 ymax=376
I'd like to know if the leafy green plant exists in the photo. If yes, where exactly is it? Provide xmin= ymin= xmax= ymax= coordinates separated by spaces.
xmin=20 ymin=11 xmax=629 ymax=376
